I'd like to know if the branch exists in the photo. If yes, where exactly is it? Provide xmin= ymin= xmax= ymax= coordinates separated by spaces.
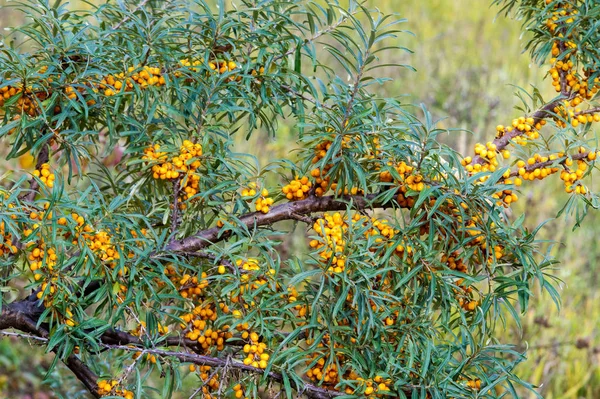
xmin=280 ymin=84 xmax=332 ymax=110
xmin=0 ymin=299 xmax=101 ymax=398
xmin=575 ymin=106 xmax=600 ymax=117
xmin=509 ymin=151 xmax=590 ymax=178
xmin=99 ymin=327 xmax=243 ymax=350
xmin=0 ymin=312 xmax=339 ymax=399
xmin=100 ymin=343 xmax=341 ymax=399
xmin=2 ymin=293 xmax=425 ymax=399
xmin=100 ymin=343 xmax=421 ymax=398
xmin=472 ymin=99 xmax=567 ymax=165
xmin=290 ymin=212 xmax=318 ymax=224
xmin=557 ymin=40 xmax=570 ymax=97
xmin=166 ymin=193 xmax=390 ymax=253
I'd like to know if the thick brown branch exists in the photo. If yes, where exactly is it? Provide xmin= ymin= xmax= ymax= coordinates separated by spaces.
xmin=166 ymin=193 xmax=387 ymax=253
xmin=100 ymin=327 xmax=243 ymax=350
xmin=0 ymin=299 xmax=100 ymax=398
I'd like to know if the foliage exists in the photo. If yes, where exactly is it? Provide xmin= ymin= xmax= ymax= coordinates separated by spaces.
xmin=0 ymin=1 xmax=599 ymax=399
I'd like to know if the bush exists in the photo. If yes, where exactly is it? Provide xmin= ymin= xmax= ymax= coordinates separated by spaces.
xmin=0 ymin=0 xmax=598 ymax=398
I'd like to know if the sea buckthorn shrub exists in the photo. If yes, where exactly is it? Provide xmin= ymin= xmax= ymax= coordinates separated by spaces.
xmin=0 ymin=0 xmax=599 ymax=398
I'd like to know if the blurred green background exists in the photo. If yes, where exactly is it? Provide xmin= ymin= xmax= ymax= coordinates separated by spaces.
xmin=0 ymin=0 xmax=598 ymax=398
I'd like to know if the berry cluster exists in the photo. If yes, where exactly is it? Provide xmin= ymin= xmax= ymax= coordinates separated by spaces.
xmin=307 ymin=132 xmax=380 ymax=197
xmin=241 ymin=331 xmax=270 ymax=369
xmin=101 ymin=65 xmax=166 ymax=97
xmin=232 ymin=383 xmax=246 ymax=399
xmin=560 ymin=149 xmax=595 ymax=194
xmin=33 ymin=163 xmax=56 ymax=189
xmin=177 ymin=58 xmax=238 ymax=76
xmin=188 ymin=365 xmax=219 ymax=399
xmin=441 ymin=252 xmax=467 ymax=274
xmin=285 ymin=286 xmax=309 ymax=319
xmin=454 ymin=279 xmax=479 ymax=312
xmin=0 ymin=85 xmax=44 ymax=116
xmin=232 ymin=258 xmax=275 ymax=306
xmin=350 ymin=376 xmax=392 ymax=398
xmin=97 ymin=379 xmax=134 ymax=399
xmin=254 ymin=189 xmax=274 ymax=214
xmin=164 ymin=266 xmax=234 ymax=353
xmin=305 ymin=341 xmax=344 ymax=387
xmin=310 ymin=139 xmax=335 ymax=196
xmin=0 ymin=85 xmax=20 ymax=107
xmin=179 ymin=303 xmax=232 ymax=352
xmin=304 ymin=338 xmax=396 ymax=395
xmin=378 ymin=161 xmax=423 ymax=207
xmin=86 ymin=229 xmax=121 ymax=269
xmin=0 ymin=195 xmax=18 ymax=255
xmin=25 ymin=204 xmax=57 ymax=280
xmin=143 ymin=140 xmax=203 ymax=207
xmin=241 ymin=184 xmax=273 ymax=214
xmin=282 ymin=176 xmax=312 ymax=200
xmin=164 ymin=265 xmax=209 ymax=299
xmin=553 ymin=101 xmax=600 ymax=129
xmin=490 ymin=172 xmax=520 ymax=206
xmin=466 ymin=378 xmax=482 ymax=390
xmin=516 ymin=154 xmax=560 ymax=181
xmin=27 ymin=239 xmax=57 ymax=276
xmin=310 ymin=212 xmax=347 ymax=273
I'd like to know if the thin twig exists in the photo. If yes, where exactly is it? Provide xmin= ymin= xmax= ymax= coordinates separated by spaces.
xmin=188 ymin=362 xmax=223 ymax=399
xmin=0 ymin=330 xmax=47 ymax=342
xmin=111 ymin=0 xmax=151 ymax=31
xmin=101 ymin=343 xmax=345 ymax=399
xmin=273 ymin=11 xmax=358 ymax=62
xmin=509 ymin=150 xmax=591 ymax=178
xmin=574 ymin=106 xmax=600 ymax=116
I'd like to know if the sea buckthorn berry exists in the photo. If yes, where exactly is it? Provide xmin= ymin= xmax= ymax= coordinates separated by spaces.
xmin=244 ymin=185 xmax=273 ymax=213
xmin=466 ymin=379 xmax=482 ymax=390
xmin=0 ymin=219 xmax=19 ymax=256
xmin=241 ymin=329 xmax=270 ymax=369
xmin=282 ymin=176 xmax=312 ymax=200
xmin=233 ymin=383 xmax=245 ymax=398
xmin=33 ymin=163 xmax=56 ymax=188
xmin=97 ymin=379 xmax=134 ymax=399
xmin=143 ymin=141 xmax=203 ymax=207
xmin=311 ymin=212 xmax=348 ymax=273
